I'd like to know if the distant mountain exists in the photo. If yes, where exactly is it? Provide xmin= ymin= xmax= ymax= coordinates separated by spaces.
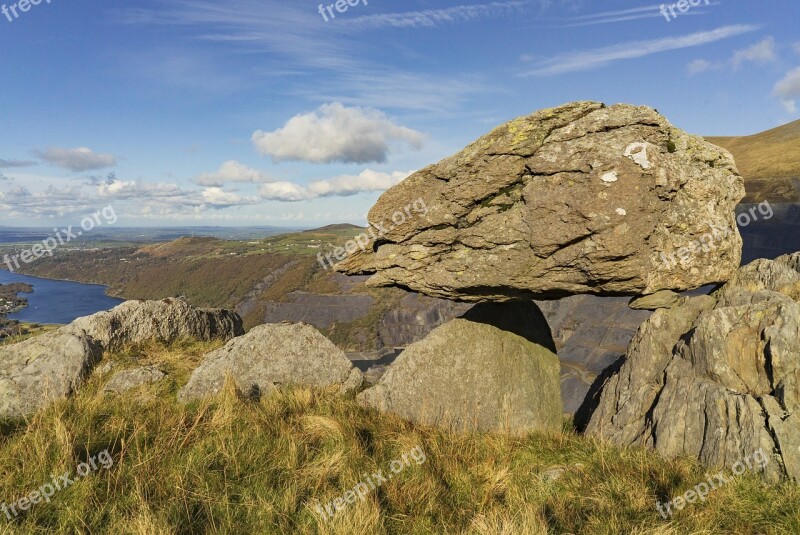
xmin=706 ymin=119 xmax=800 ymax=203
xmin=304 ymin=223 xmax=364 ymax=233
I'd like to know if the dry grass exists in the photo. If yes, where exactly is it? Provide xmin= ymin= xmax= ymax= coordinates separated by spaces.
xmin=706 ymin=119 xmax=800 ymax=202
xmin=0 ymin=341 xmax=798 ymax=534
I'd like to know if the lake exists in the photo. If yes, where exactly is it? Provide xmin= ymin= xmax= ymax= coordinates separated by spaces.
xmin=0 ymin=271 xmax=123 ymax=324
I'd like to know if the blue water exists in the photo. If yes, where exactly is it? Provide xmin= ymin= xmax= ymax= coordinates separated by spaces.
xmin=0 ymin=271 xmax=123 ymax=324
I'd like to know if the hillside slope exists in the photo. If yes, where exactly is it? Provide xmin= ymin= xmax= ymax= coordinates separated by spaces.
xmin=707 ymin=119 xmax=800 ymax=202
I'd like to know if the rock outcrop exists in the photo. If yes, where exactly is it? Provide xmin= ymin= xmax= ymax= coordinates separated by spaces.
xmin=179 ymin=323 xmax=364 ymax=402
xmin=0 ymin=329 xmax=103 ymax=417
xmin=577 ymin=253 xmax=800 ymax=481
xmin=338 ymin=101 xmax=744 ymax=301
xmin=67 ymin=298 xmax=243 ymax=351
xmin=358 ymin=304 xmax=562 ymax=434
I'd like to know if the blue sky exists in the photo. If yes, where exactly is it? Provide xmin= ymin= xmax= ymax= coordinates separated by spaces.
xmin=0 ymin=0 xmax=798 ymax=227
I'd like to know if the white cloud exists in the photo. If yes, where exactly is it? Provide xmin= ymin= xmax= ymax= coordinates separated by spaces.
xmin=687 ymin=59 xmax=714 ymax=75
xmin=195 ymin=160 xmax=272 ymax=186
xmin=0 ymin=184 xmax=93 ymax=217
xmin=522 ymin=24 xmax=759 ymax=76
xmin=258 ymin=169 xmax=412 ymax=202
xmin=252 ymin=103 xmax=424 ymax=164
xmin=36 ymin=147 xmax=118 ymax=172
xmin=732 ymin=37 xmax=777 ymax=69
xmin=308 ymin=169 xmax=412 ymax=198
xmin=773 ymin=67 xmax=800 ymax=114
xmin=344 ymin=1 xmax=530 ymax=29
xmin=200 ymin=187 xmax=259 ymax=207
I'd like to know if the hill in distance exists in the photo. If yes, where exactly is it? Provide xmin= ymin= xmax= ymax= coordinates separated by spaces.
xmin=706 ymin=119 xmax=800 ymax=203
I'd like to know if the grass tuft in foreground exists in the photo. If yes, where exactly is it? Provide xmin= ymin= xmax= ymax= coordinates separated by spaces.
xmin=0 ymin=340 xmax=798 ymax=534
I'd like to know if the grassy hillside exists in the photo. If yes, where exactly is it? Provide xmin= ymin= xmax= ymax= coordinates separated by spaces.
xmin=0 ymin=339 xmax=797 ymax=534
xmin=707 ymin=119 xmax=800 ymax=202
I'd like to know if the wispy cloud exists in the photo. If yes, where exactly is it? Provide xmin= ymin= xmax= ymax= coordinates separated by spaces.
xmin=0 ymin=158 xmax=35 ymax=169
xmin=555 ymin=2 xmax=718 ymax=27
xmin=522 ymin=24 xmax=760 ymax=76
xmin=344 ymin=1 xmax=532 ymax=29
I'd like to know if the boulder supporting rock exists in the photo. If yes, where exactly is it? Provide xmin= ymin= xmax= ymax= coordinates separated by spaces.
xmin=357 ymin=306 xmax=562 ymax=435
xmin=338 ymin=101 xmax=744 ymax=301
xmin=178 ymin=323 xmax=364 ymax=402
xmin=578 ymin=253 xmax=800 ymax=481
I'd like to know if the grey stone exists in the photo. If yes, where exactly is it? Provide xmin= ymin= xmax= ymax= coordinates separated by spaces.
xmin=104 ymin=366 xmax=166 ymax=394
xmin=338 ymin=101 xmax=744 ymax=301
xmin=179 ymin=323 xmax=365 ymax=402
xmin=66 ymin=298 xmax=243 ymax=351
xmin=0 ymin=328 xmax=103 ymax=418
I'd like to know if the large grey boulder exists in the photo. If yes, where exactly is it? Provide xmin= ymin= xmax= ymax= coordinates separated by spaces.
xmin=338 ymin=101 xmax=744 ymax=301
xmin=179 ymin=323 xmax=364 ymax=402
xmin=0 ymin=328 xmax=103 ymax=418
xmin=66 ymin=298 xmax=243 ymax=351
xmin=578 ymin=253 xmax=800 ymax=481
xmin=357 ymin=308 xmax=562 ymax=434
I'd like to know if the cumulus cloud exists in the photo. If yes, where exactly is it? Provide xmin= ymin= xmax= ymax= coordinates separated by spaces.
xmin=195 ymin=160 xmax=273 ymax=187
xmin=774 ymin=67 xmax=800 ymax=113
xmin=0 ymin=184 xmax=94 ymax=217
xmin=200 ymin=187 xmax=259 ymax=207
xmin=37 ymin=147 xmax=118 ymax=172
xmin=732 ymin=37 xmax=777 ymax=69
xmin=258 ymin=169 xmax=412 ymax=202
xmin=0 ymin=158 xmax=35 ymax=169
xmin=252 ymin=103 xmax=424 ymax=164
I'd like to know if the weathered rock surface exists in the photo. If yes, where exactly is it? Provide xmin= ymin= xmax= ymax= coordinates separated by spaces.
xmin=67 ymin=298 xmax=243 ymax=351
xmin=0 ymin=329 xmax=103 ymax=417
xmin=338 ymin=101 xmax=744 ymax=301
xmin=357 ymin=307 xmax=562 ymax=434
xmin=104 ymin=366 xmax=166 ymax=394
xmin=578 ymin=253 xmax=800 ymax=481
xmin=628 ymin=290 xmax=683 ymax=310
xmin=179 ymin=323 xmax=364 ymax=402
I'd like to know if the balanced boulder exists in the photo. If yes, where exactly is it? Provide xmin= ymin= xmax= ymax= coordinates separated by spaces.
xmin=179 ymin=323 xmax=364 ymax=402
xmin=0 ymin=328 xmax=102 ymax=417
xmin=358 ymin=304 xmax=562 ymax=434
xmin=338 ymin=101 xmax=744 ymax=301
xmin=66 ymin=298 xmax=243 ymax=351
xmin=577 ymin=253 xmax=800 ymax=481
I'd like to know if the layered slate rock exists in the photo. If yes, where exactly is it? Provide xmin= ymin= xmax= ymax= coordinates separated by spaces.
xmin=577 ymin=253 xmax=800 ymax=481
xmin=338 ymin=101 xmax=744 ymax=301
xmin=178 ymin=323 xmax=364 ymax=402
xmin=358 ymin=303 xmax=562 ymax=434
xmin=67 ymin=298 xmax=243 ymax=351
xmin=0 ymin=329 xmax=103 ymax=417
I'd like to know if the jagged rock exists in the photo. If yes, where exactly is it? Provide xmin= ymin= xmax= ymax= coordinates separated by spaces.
xmin=0 ymin=328 xmax=103 ymax=417
xmin=179 ymin=323 xmax=364 ymax=402
xmin=338 ymin=101 xmax=744 ymax=301
xmin=66 ymin=298 xmax=243 ymax=351
xmin=578 ymin=253 xmax=800 ymax=481
xmin=104 ymin=366 xmax=166 ymax=394
xmin=628 ymin=290 xmax=683 ymax=310
xmin=357 ymin=307 xmax=562 ymax=434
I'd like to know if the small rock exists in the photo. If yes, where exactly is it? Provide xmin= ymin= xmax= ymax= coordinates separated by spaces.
xmin=628 ymin=290 xmax=682 ymax=310
xmin=104 ymin=366 xmax=166 ymax=394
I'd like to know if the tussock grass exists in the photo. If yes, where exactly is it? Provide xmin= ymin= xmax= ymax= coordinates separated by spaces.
xmin=0 ymin=341 xmax=798 ymax=534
